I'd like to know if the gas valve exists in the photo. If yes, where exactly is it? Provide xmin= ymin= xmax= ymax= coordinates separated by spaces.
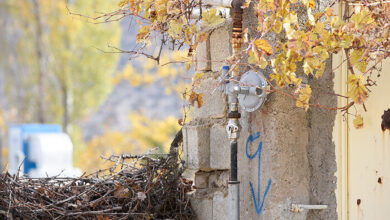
xmin=219 ymin=66 xmax=268 ymax=112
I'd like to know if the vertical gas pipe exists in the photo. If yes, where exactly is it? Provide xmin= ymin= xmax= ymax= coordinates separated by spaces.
xmin=227 ymin=0 xmax=243 ymax=220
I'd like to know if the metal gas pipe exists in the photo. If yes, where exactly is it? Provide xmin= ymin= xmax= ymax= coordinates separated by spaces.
xmin=201 ymin=0 xmax=266 ymax=219
xmin=226 ymin=0 xmax=243 ymax=219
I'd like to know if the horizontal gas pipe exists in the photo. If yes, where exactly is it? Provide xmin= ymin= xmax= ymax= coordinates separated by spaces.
xmin=190 ymin=7 xmax=231 ymax=20
xmin=291 ymin=204 xmax=328 ymax=213
xmin=200 ymin=0 xmax=232 ymax=7
xmin=227 ymin=0 xmax=243 ymax=220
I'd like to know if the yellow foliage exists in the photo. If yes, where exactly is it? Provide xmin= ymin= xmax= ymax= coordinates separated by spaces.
xmin=273 ymin=19 xmax=283 ymax=34
xmin=168 ymin=20 xmax=183 ymax=39
xmin=249 ymin=50 xmax=269 ymax=69
xmin=351 ymin=8 xmax=375 ymax=28
xmin=254 ymin=39 xmax=273 ymax=56
xmin=270 ymin=72 xmax=286 ymax=88
xmin=136 ymin=26 xmax=150 ymax=42
xmin=1 ymin=147 xmax=8 ymax=168
xmin=201 ymin=8 xmax=225 ymax=27
xmin=350 ymin=49 xmax=368 ymax=73
xmin=118 ymin=0 xmax=129 ymax=7
xmin=296 ymin=85 xmax=312 ymax=111
xmin=353 ymin=115 xmax=364 ymax=129
xmin=189 ymin=92 xmax=204 ymax=108
xmin=192 ymin=72 xmax=204 ymax=86
xmin=307 ymin=0 xmax=315 ymax=9
xmin=346 ymin=74 xmax=368 ymax=104
xmin=111 ymin=0 xmax=390 ymax=130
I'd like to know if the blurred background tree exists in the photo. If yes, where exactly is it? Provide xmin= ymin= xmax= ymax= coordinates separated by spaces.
xmin=0 ymin=0 xmax=189 ymax=172
xmin=79 ymin=52 xmax=189 ymax=173
xmin=0 ymin=0 xmax=120 ymax=132
xmin=79 ymin=113 xmax=180 ymax=172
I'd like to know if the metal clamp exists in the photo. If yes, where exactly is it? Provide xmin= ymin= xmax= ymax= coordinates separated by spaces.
xmin=226 ymin=120 xmax=239 ymax=139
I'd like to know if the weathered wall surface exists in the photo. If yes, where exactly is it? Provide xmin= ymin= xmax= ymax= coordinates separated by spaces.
xmin=306 ymin=61 xmax=338 ymax=220
xmin=183 ymin=3 xmax=337 ymax=219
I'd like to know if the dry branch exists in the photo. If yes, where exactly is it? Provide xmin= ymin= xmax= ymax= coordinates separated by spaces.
xmin=0 ymin=133 xmax=193 ymax=220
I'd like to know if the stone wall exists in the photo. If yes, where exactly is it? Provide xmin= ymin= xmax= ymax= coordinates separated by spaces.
xmin=183 ymin=3 xmax=337 ymax=219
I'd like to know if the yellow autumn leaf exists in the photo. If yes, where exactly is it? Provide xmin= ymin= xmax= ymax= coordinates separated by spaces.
xmin=296 ymin=85 xmax=312 ymax=111
xmin=243 ymin=0 xmax=251 ymax=8
xmin=186 ymin=61 xmax=193 ymax=70
xmin=351 ymin=8 xmax=375 ymax=28
xmin=189 ymin=91 xmax=204 ymax=108
xmin=330 ymin=16 xmax=343 ymax=28
xmin=254 ymin=39 xmax=273 ymax=55
xmin=265 ymin=0 xmax=275 ymax=10
xmin=355 ymin=60 xmax=368 ymax=73
xmin=118 ymin=0 xmax=129 ymax=7
xmin=307 ymin=0 xmax=315 ymax=8
xmin=193 ymin=72 xmax=204 ymax=81
xmin=315 ymin=62 xmax=326 ymax=78
xmin=346 ymin=74 xmax=368 ymax=104
xmin=136 ymin=25 xmax=150 ymax=42
xmin=303 ymin=60 xmax=314 ymax=75
xmin=168 ymin=20 xmax=183 ymax=39
xmin=285 ymin=72 xmax=302 ymax=87
xmin=248 ymin=51 xmax=257 ymax=64
xmin=197 ymin=32 xmax=208 ymax=43
xmin=350 ymin=49 xmax=367 ymax=73
xmin=197 ymin=93 xmax=204 ymax=108
xmin=155 ymin=0 xmax=169 ymax=22
xmin=167 ymin=0 xmax=181 ymax=15
xmin=353 ymin=115 xmax=364 ymax=129
xmin=325 ymin=7 xmax=333 ymax=17
xmin=202 ymin=8 xmax=225 ymax=27
xmin=273 ymin=19 xmax=283 ymax=34
xmin=350 ymin=49 xmax=363 ymax=65
xmin=192 ymin=72 xmax=204 ymax=86
xmin=259 ymin=56 xmax=268 ymax=69
xmin=313 ymin=46 xmax=329 ymax=62
xmin=270 ymin=72 xmax=286 ymax=87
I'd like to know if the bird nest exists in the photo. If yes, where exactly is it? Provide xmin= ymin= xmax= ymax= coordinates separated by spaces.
xmin=0 ymin=130 xmax=194 ymax=220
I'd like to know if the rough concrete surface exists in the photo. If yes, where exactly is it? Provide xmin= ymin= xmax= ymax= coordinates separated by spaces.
xmin=195 ymin=36 xmax=211 ymax=72
xmin=306 ymin=61 xmax=337 ymax=220
xmin=210 ymin=25 xmax=232 ymax=72
xmin=210 ymin=124 xmax=230 ymax=170
xmin=184 ymin=1 xmax=338 ymax=219
xmin=182 ymin=125 xmax=211 ymax=171
xmin=192 ymin=76 xmax=227 ymax=119
xmin=238 ymin=93 xmax=311 ymax=220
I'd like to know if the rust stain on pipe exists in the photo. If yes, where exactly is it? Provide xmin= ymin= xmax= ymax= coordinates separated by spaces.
xmin=231 ymin=0 xmax=243 ymax=78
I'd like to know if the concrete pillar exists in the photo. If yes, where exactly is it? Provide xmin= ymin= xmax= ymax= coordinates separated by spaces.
xmin=183 ymin=4 xmax=337 ymax=218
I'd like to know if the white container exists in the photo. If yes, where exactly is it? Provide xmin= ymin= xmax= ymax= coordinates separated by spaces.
xmin=27 ymin=133 xmax=81 ymax=178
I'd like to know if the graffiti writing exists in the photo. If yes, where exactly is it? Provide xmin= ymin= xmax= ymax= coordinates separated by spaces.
xmin=246 ymin=132 xmax=272 ymax=215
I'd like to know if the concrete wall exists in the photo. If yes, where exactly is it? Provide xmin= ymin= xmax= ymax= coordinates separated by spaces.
xmin=183 ymin=3 xmax=337 ymax=219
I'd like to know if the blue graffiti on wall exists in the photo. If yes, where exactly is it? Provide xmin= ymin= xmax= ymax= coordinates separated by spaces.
xmin=246 ymin=132 xmax=272 ymax=215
